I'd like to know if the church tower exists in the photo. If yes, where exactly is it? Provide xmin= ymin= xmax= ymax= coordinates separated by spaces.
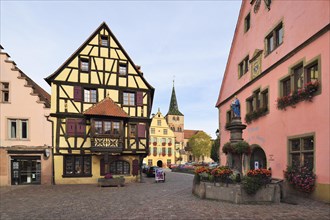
xmin=165 ymin=82 xmax=185 ymax=160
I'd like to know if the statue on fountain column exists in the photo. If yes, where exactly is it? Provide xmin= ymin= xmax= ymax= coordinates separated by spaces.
xmin=231 ymin=96 xmax=240 ymax=118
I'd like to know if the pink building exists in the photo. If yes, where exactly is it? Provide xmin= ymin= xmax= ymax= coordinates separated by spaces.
xmin=216 ymin=1 xmax=329 ymax=202
xmin=0 ymin=45 xmax=52 ymax=185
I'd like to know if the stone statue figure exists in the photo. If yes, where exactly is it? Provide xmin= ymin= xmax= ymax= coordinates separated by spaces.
xmin=231 ymin=96 xmax=240 ymax=118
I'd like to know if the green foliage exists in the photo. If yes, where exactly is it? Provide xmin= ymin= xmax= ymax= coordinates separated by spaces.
xmin=244 ymin=107 xmax=268 ymax=124
xmin=242 ymin=176 xmax=262 ymax=195
xmin=222 ymin=141 xmax=250 ymax=154
xmin=210 ymin=138 xmax=220 ymax=162
xmin=189 ymin=131 xmax=212 ymax=160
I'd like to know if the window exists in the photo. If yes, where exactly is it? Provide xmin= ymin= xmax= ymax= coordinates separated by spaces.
xmin=123 ymin=92 xmax=135 ymax=106
xmin=239 ymin=56 xmax=249 ymax=77
xmin=1 ymin=82 xmax=9 ymax=102
xmin=306 ymin=62 xmax=319 ymax=83
xmin=261 ymin=89 xmax=269 ymax=109
xmin=153 ymin=147 xmax=157 ymax=156
xmin=168 ymin=148 xmax=172 ymax=156
xmin=148 ymin=159 xmax=152 ymax=166
xmin=246 ymin=97 xmax=254 ymax=113
xmin=84 ymin=89 xmax=97 ymax=103
xmin=162 ymin=138 xmax=166 ymax=144
xmin=266 ymin=23 xmax=283 ymax=55
xmin=244 ymin=13 xmax=250 ymax=32
xmin=8 ymin=119 xmax=28 ymax=140
xmin=293 ymin=64 xmax=304 ymax=90
xmin=130 ymin=124 xmax=136 ymax=138
xmin=151 ymin=128 xmax=155 ymax=134
xmin=280 ymin=60 xmax=320 ymax=98
xmin=163 ymin=129 xmax=168 ymax=135
xmin=254 ymin=90 xmax=261 ymax=110
xmin=226 ymin=110 xmax=232 ymax=124
xmin=157 ymin=120 xmax=161 ymax=126
xmin=289 ymin=136 xmax=314 ymax=170
xmin=118 ymin=62 xmax=127 ymax=76
xmin=80 ymin=58 xmax=90 ymax=72
xmin=100 ymin=35 xmax=109 ymax=47
xmin=93 ymin=120 xmax=120 ymax=136
xmin=64 ymin=155 xmax=91 ymax=176
xmin=281 ymin=77 xmax=291 ymax=97
xmin=110 ymin=160 xmax=130 ymax=175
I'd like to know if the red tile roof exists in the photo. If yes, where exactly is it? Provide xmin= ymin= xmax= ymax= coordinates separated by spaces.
xmin=83 ymin=97 xmax=129 ymax=118
xmin=184 ymin=130 xmax=202 ymax=139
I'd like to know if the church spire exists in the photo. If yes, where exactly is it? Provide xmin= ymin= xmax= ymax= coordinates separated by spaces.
xmin=167 ymin=81 xmax=183 ymax=116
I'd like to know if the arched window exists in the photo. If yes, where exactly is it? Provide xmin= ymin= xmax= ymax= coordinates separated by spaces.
xmin=110 ymin=160 xmax=130 ymax=175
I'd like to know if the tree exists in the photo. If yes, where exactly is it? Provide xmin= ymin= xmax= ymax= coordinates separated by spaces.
xmin=188 ymin=131 xmax=212 ymax=161
xmin=211 ymin=138 xmax=220 ymax=162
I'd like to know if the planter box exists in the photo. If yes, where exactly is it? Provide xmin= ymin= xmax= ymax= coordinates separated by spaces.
xmin=192 ymin=176 xmax=282 ymax=204
xmin=98 ymin=177 xmax=125 ymax=187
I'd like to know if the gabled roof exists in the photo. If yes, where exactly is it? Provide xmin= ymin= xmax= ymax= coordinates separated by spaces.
xmin=44 ymin=22 xmax=154 ymax=95
xmin=166 ymin=84 xmax=183 ymax=116
xmin=0 ymin=45 xmax=51 ymax=108
xmin=83 ymin=96 xmax=129 ymax=118
xmin=215 ymin=1 xmax=245 ymax=108
xmin=184 ymin=130 xmax=202 ymax=139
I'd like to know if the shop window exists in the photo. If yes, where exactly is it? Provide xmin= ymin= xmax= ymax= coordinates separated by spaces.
xmin=64 ymin=155 xmax=91 ymax=176
xmin=1 ymin=82 xmax=9 ymax=102
xmin=8 ymin=119 xmax=29 ymax=140
xmin=289 ymin=136 xmax=314 ymax=170
xmin=110 ymin=160 xmax=130 ymax=175
xmin=123 ymin=92 xmax=135 ymax=106
xmin=239 ymin=56 xmax=249 ymax=78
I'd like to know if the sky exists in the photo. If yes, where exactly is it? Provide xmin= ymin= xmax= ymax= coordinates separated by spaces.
xmin=0 ymin=0 xmax=241 ymax=138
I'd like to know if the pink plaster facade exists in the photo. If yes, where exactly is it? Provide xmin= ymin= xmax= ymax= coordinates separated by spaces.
xmin=0 ymin=46 xmax=52 ymax=186
xmin=216 ymin=1 xmax=329 ymax=202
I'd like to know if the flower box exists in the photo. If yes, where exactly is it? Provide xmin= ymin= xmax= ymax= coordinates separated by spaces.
xmin=97 ymin=176 xmax=125 ymax=187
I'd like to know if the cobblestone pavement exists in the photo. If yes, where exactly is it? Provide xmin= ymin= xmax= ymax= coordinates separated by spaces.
xmin=1 ymin=171 xmax=329 ymax=220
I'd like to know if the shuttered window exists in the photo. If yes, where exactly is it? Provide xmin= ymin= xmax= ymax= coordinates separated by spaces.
xmin=136 ymin=91 xmax=143 ymax=106
xmin=66 ymin=118 xmax=86 ymax=137
xmin=137 ymin=124 xmax=146 ymax=138
xmin=74 ymin=86 xmax=82 ymax=102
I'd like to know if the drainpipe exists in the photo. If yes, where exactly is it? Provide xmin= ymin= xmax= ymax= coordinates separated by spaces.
xmin=46 ymin=115 xmax=55 ymax=185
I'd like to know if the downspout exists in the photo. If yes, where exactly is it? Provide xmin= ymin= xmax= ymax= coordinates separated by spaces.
xmin=46 ymin=115 xmax=55 ymax=185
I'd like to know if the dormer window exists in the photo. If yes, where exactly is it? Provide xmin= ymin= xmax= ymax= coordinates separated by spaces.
xmin=119 ymin=62 xmax=128 ymax=76
xmin=100 ymin=35 xmax=109 ymax=47
xmin=80 ymin=58 xmax=90 ymax=72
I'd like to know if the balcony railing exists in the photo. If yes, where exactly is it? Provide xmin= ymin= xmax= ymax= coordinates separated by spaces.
xmin=90 ymin=136 xmax=123 ymax=153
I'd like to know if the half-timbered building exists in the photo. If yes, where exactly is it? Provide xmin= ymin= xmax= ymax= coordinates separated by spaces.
xmin=45 ymin=22 xmax=154 ymax=184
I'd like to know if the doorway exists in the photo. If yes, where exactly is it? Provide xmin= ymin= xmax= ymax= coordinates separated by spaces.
xmin=157 ymin=160 xmax=163 ymax=168
xmin=250 ymin=147 xmax=267 ymax=170
xmin=11 ymin=156 xmax=41 ymax=185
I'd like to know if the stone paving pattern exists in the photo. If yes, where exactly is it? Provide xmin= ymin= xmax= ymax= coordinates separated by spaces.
xmin=0 ymin=171 xmax=329 ymax=220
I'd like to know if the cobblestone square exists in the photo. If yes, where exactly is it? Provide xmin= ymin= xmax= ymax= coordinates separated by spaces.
xmin=1 ymin=171 xmax=329 ymax=220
